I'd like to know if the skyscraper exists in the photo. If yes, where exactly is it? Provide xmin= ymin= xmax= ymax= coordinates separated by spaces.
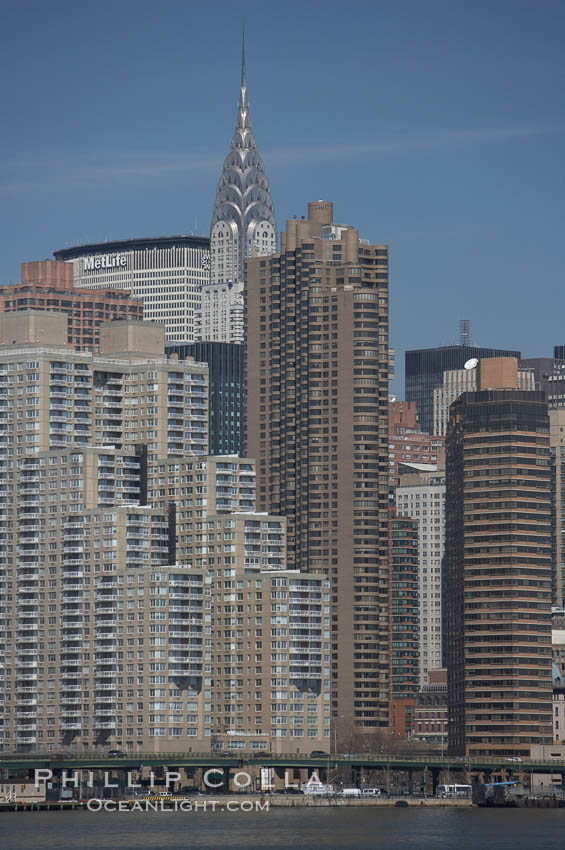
xmin=245 ymin=201 xmax=390 ymax=733
xmin=445 ymin=360 xmax=553 ymax=757
xmin=198 ymin=33 xmax=276 ymax=344
xmin=550 ymin=409 xmax=565 ymax=606
xmin=405 ymin=344 xmax=521 ymax=435
xmin=54 ymin=235 xmax=210 ymax=344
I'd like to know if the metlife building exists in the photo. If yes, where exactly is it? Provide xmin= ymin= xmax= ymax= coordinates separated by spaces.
xmin=54 ymin=235 xmax=210 ymax=343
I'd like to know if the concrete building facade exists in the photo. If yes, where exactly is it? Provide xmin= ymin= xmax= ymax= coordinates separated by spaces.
xmin=396 ymin=461 xmax=445 ymax=687
xmin=0 ymin=312 xmax=329 ymax=754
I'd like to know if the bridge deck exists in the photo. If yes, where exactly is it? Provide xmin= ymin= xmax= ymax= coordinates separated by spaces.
xmin=0 ymin=753 xmax=564 ymax=773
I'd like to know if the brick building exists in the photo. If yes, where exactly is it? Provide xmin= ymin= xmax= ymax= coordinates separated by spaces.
xmin=0 ymin=260 xmax=142 ymax=352
xmin=389 ymin=400 xmax=443 ymax=487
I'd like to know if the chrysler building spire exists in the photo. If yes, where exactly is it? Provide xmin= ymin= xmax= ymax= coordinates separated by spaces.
xmin=199 ymin=33 xmax=277 ymax=344
xmin=241 ymin=25 xmax=246 ymax=87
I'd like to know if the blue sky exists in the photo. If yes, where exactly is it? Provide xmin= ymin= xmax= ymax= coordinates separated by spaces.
xmin=1 ymin=0 xmax=563 ymax=394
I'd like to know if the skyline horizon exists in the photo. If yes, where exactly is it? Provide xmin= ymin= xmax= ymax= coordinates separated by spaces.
xmin=1 ymin=0 xmax=563 ymax=393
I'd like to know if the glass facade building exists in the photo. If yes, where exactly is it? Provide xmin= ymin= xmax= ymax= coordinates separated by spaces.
xmin=166 ymin=341 xmax=243 ymax=456
xmin=405 ymin=345 xmax=521 ymax=435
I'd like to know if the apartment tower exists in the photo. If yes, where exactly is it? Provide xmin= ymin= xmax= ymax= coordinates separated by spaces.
xmin=550 ymin=409 xmax=565 ymax=606
xmin=445 ymin=358 xmax=553 ymax=757
xmin=0 ymin=311 xmax=329 ymax=753
xmin=245 ymin=201 xmax=390 ymax=733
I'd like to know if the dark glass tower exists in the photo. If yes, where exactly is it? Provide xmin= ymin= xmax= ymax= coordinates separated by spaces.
xmin=166 ymin=341 xmax=243 ymax=456
xmin=405 ymin=345 xmax=521 ymax=435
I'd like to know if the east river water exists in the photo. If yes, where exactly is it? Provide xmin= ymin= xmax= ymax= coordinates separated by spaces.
xmin=2 ymin=807 xmax=565 ymax=850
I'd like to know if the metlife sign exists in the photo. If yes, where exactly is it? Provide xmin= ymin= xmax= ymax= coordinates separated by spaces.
xmin=84 ymin=254 xmax=127 ymax=271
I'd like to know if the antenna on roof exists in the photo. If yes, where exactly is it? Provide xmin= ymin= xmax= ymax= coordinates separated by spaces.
xmin=459 ymin=319 xmax=471 ymax=346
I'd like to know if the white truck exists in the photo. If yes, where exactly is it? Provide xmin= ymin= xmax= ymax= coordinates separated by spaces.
xmin=338 ymin=788 xmax=362 ymax=797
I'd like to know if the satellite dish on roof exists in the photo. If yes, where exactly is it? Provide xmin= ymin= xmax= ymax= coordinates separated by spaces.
xmin=464 ymin=358 xmax=479 ymax=370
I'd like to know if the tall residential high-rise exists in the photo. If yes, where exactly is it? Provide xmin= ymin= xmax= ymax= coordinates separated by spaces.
xmin=245 ymin=201 xmax=390 ymax=733
xmin=396 ymin=459 xmax=445 ymax=686
xmin=550 ymin=409 xmax=565 ymax=606
xmin=166 ymin=341 xmax=244 ymax=456
xmin=197 ymin=34 xmax=276 ymax=344
xmin=0 ymin=311 xmax=329 ymax=754
xmin=405 ymin=343 xmax=521 ymax=435
xmin=445 ymin=359 xmax=553 ymax=757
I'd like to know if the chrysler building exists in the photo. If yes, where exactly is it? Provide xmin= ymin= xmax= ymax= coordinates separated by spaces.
xmin=197 ymin=33 xmax=277 ymax=343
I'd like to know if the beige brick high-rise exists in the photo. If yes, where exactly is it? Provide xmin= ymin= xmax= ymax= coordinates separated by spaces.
xmin=245 ymin=201 xmax=390 ymax=733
